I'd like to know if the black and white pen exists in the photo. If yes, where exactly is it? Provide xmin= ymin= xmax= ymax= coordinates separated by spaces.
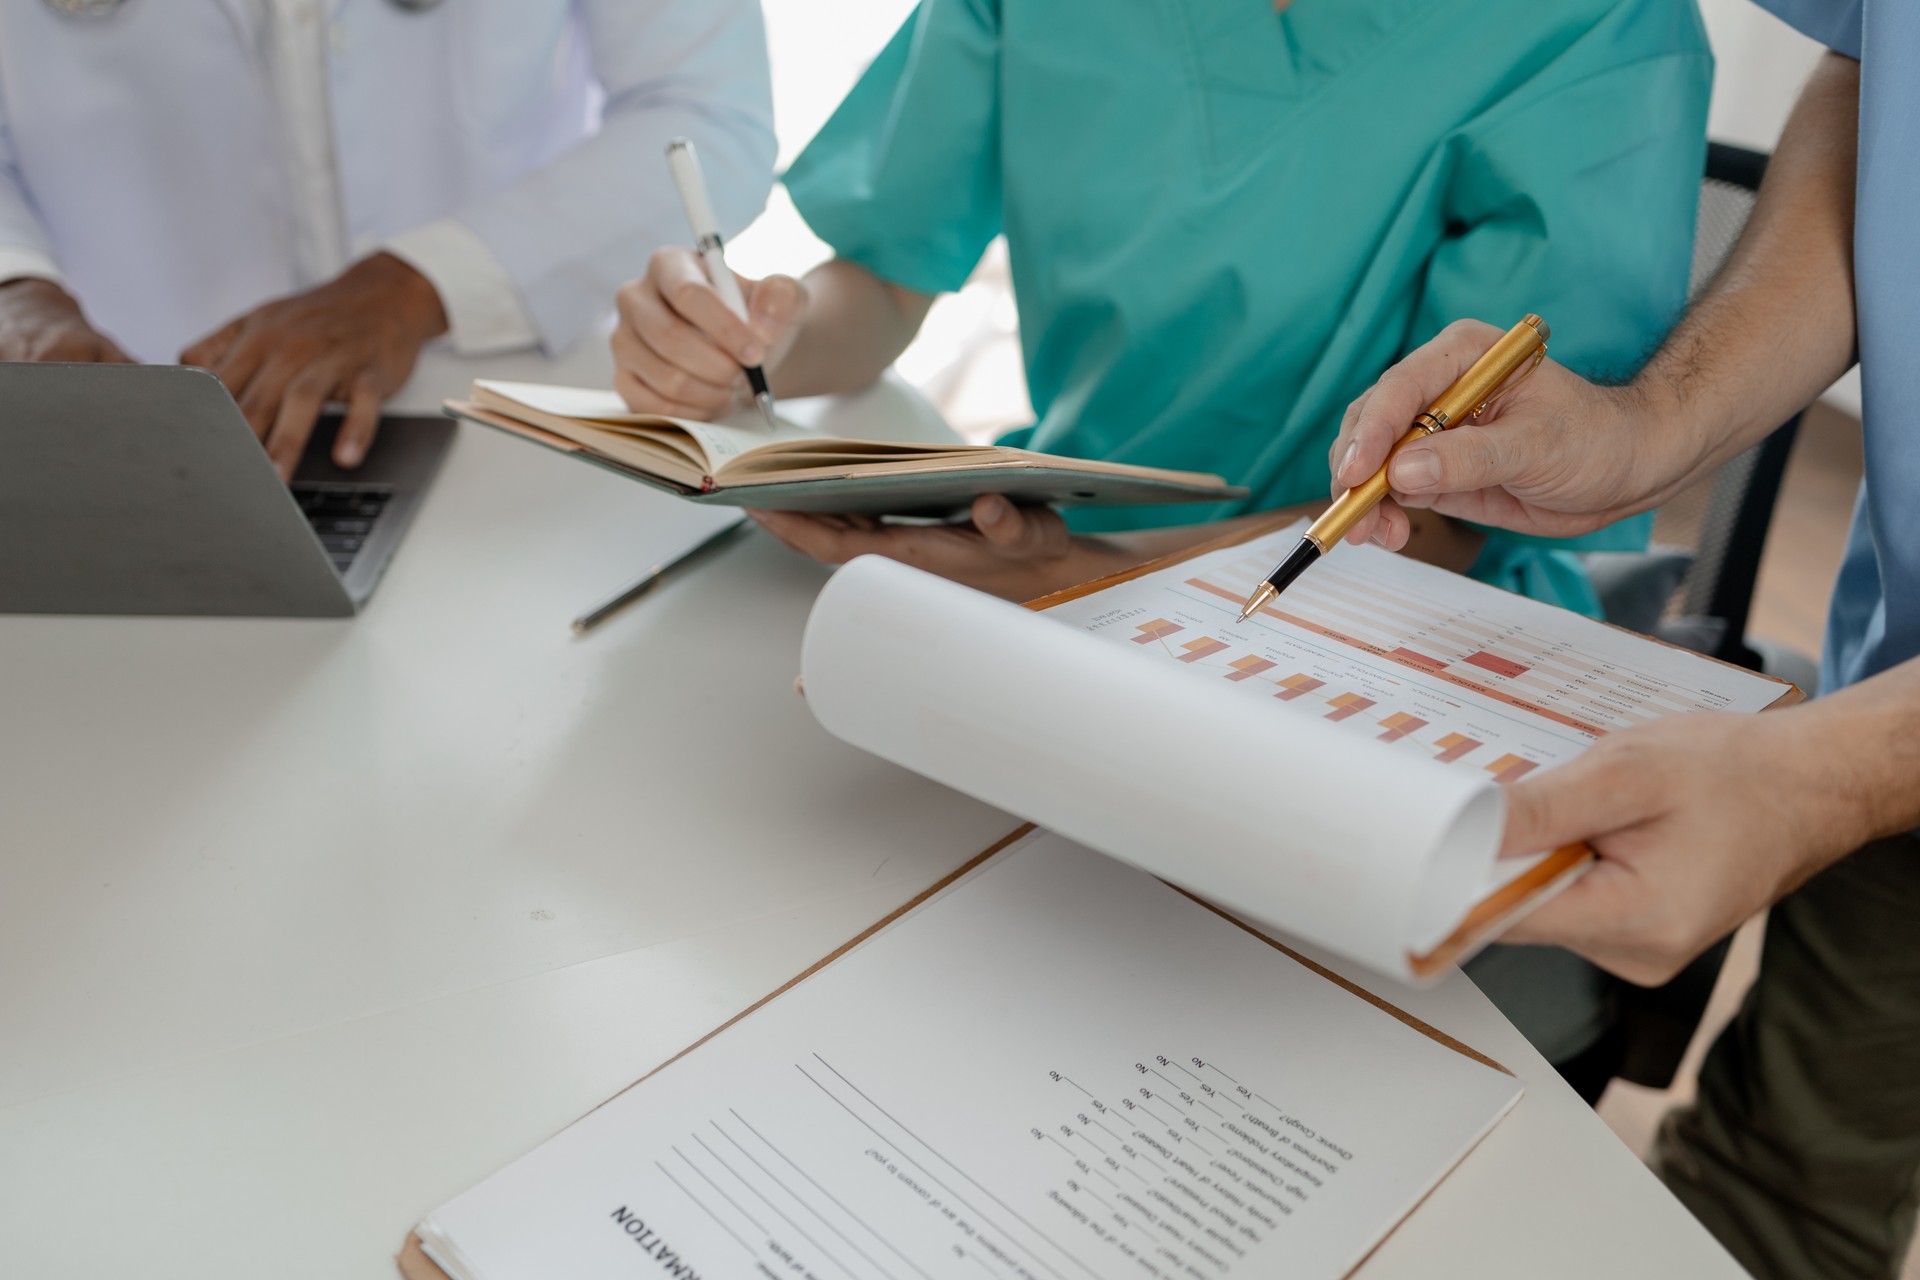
xmin=666 ymin=138 xmax=778 ymax=430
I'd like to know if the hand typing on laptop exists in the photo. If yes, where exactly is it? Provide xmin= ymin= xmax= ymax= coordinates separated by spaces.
xmin=179 ymin=253 xmax=448 ymax=484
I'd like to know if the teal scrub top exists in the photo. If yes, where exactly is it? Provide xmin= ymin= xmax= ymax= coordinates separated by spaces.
xmin=785 ymin=0 xmax=1712 ymax=612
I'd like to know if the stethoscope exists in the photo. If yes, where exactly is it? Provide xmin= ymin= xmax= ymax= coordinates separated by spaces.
xmin=47 ymin=0 xmax=444 ymax=14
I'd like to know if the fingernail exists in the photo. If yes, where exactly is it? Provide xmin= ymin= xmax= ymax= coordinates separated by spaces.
xmin=1391 ymin=449 xmax=1440 ymax=491
xmin=978 ymin=496 xmax=1009 ymax=528
xmin=1338 ymin=442 xmax=1358 ymax=483
xmin=336 ymin=443 xmax=363 ymax=467
xmin=1369 ymin=527 xmax=1391 ymax=547
xmin=742 ymin=343 xmax=766 ymax=365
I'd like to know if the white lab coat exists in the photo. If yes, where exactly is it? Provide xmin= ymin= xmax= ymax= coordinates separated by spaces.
xmin=0 ymin=0 xmax=775 ymax=364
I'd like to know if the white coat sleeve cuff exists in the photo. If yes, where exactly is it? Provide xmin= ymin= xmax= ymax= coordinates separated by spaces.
xmin=0 ymin=244 xmax=63 ymax=288
xmin=380 ymin=218 xmax=542 ymax=357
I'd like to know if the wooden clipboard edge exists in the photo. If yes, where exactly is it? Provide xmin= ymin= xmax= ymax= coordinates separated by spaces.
xmin=1022 ymin=517 xmax=1805 ymax=977
xmin=1164 ymin=884 xmax=1512 ymax=1077
xmin=394 ymin=826 xmax=1033 ymax=1280
xmin=397 ymin=1233 xmax=449 ymax=1280
xmin=1022 ymin=512 xmax=1307 ymax=613
xmin=396 ymin=822 xmax=1513 ymax=1278
xmin=1406 ymin=843 xmax=1595 ymax=980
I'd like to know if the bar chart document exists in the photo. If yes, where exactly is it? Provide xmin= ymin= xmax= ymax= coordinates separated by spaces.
xmin=406 ymin=832 xmax=1523 ymax=1280
xmin=799 ymin=523 xmax=1798 ymax=981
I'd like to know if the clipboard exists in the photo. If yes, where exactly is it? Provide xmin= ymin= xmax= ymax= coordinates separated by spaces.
xmin=395 ymin=824 xmax=1511 ymax=1280
xmin=1023 ymin=514 xmax=1805 ymax=979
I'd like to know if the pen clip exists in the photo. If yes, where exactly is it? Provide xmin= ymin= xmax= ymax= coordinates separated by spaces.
xmin=1469 ymin=342 xmax=1547 ymax=421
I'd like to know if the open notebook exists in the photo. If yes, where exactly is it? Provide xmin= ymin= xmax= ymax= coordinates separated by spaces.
xmin=446 ymin=380 xmax=1244 ymax=516
xmin=801 ymin=518 xmax=1801 ymax=982
xmin=402 ymin=829 xmax=1526 ymax=1280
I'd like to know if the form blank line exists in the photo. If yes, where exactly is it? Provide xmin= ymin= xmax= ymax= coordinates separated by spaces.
xmin=728 ymin=1108 xmax=936 ymax=1280
xmin=712 ymin=1120 xmax=892 ymax=1280
xmin=691 ymin=1131 xmax=860 ymax=1280
xmin=795 ymin=1065 xmax=1074 ymax=1280
xmin=672 ymin=1144 xmax=773 ymax=1239
xmin=656 ymin=1161 xmax=755 ymax=1256
xmin=813 ymin=1055 xmax=1104 ymax=1280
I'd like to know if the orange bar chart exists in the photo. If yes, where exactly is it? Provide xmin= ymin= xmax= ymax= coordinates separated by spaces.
xmin=1391 ymin=647 xmax=1447 ymax=673
xmin=1464 ymin=650 xmax=1530 ymax=679
xmin=1226 ymin=655 xmax=1277 ymax=681
xmin=1132 ymin=618 xmax=1183 ymax=645
xmin=1276 ymin=674 xmax=1325 ymax=701
xmin=1434 ymin=732 xmax=1481 ymax=764
xmin=1178 ymin=637 xmax=1229 ymax=663
xmin=1484 ymin=753 xmax=1538 ymax=784
xmin=1326 ymin=692 xmax=1375 ymax=722
xmin=1378 ymin=711 xmax=1429 ymax=742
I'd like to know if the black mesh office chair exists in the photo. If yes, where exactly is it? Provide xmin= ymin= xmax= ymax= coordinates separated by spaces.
xmin=1582 ymin=142 xmax=1815 ymax=1092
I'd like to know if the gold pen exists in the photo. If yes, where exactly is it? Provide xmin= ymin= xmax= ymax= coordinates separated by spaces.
xmin=1236 ymin=313 xmax=1551 ymax=622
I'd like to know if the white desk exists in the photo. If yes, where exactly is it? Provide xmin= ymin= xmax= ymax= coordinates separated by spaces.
xmin=0 ymin=352 xmax=1743 ymax=1278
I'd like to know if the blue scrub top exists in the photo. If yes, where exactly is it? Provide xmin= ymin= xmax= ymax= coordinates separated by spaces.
xmin=785 ymin=0 xmax=1713 ymax=612
xmin=1757 ymin=1 xmax=1920 ymax=694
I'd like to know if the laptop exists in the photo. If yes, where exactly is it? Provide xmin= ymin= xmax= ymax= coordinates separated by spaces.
xmin=0 ymin=362 xmax=454 ymax=617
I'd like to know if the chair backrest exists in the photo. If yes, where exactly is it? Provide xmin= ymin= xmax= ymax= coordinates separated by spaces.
xmin=1646 ymin=143 xmax=1805 ymax=669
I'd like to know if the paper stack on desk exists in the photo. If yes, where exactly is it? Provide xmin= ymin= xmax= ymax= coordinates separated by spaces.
xmin=403 ymin=831 xmax=1523 ymax=1280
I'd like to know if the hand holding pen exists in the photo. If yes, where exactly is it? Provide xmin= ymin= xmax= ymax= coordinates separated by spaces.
xmin=1326 ymin=317 xmax=1669 ymax=549
xmin=609 ymin=141 xmax=802 ymax=423
xmin=1237 ymin=315 xmax=1559 ymax=620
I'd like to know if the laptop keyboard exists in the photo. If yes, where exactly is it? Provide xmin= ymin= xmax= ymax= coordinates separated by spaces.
xmin=291 ymin=483 xmax=393 ymax=575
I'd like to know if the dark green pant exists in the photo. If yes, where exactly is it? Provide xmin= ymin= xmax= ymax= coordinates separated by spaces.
xmin=1655 ymin=833 xmax=1920 ymax=1280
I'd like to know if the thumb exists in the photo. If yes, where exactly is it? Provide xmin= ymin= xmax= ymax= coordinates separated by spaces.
xmin=1333 ymin=318 xmax=1507 ymax=488
xmin=972 ymin=493 xmax=1023 ymax=546
xmin=746 ymin=274 xmax=803 ymax=349
xmin=1387 ymin=418 xmax=1534 ymax=498
xmin=1497 ymin=754 xmax=1625 ymax=861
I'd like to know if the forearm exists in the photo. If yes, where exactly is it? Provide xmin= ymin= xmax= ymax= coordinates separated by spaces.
xmin=771 ymin=259 xmax=933 ymax=399
xmin=1787 ymin=656 xmax=1920 ymax=852
xmin=1626 ymin=52 xmax=1859 ymax=499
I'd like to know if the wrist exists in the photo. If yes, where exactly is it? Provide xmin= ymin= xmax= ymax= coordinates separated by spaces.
xmin=359 ymin=252 xmax=449 ymax=344
xmin=1 ymin=276 xmax=80 ymax=311
xmin=1610 ymin=375 xmax=1710 ymax=510
xmin=1789 ymin=677 xmax=1920 ymax=850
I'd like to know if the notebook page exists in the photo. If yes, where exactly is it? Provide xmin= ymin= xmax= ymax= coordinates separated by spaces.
xmin=419 ymin=832 xmax=1522 ymax=1280
xmin=473 ymin=380 xmax=817 ymax=473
